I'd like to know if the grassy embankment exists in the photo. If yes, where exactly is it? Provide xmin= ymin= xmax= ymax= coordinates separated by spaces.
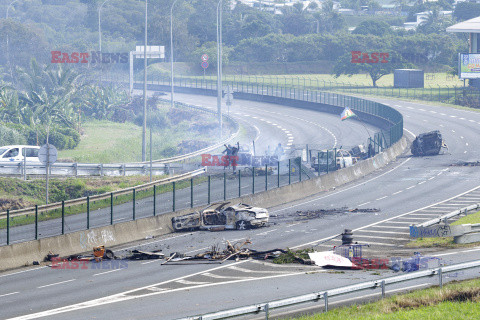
xmin=408 ymin=211 xmax=480 ymax=248
xmin=291 ymin=278 xmax=480 ymax=320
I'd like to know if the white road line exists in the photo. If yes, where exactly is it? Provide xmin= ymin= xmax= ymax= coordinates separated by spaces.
xmin=418 ymin=181 xmax=426 ymax=185
xmin=353 ymin=235 xmax=410 ymax=241
xmin=392 ymin=190 xmax=403 ymax=195
xmin=256 ymin=228 xmax=278 ymax=236
xmin=37 ymin=279 xmax=76 ymax=289
xmin=176 ymin=279 xmax=210 ymax=285
xmin=358 ymin=202 xmax=371 ymax=206
xmin=0 ymin=292 xmax=19 ymax=298
xmin=0 ymin=266 xmax=47 ymax=279
xmin=376 ymin=196 xmax=387 ymax=201
xmin=355 ymin=230 xmax=410 ymax=235
xmin=272 ymin=157 xmax=412 ymax=213
xmin=185 ymin=246 xmax=211 ymax=254
xmin=293 ymin=184 xmax=480 ymax=249
xmin=406 ymin=186 xmax=415 ymax=190
xmin=120 ymin=233 xmax=190 ymax=251
xmin=428 ymin=177 xmax=435 ymax=180
xmin=201 ymin=272 xmax=253 ymax=280
xmin=93 ymin=269 xmax=123 ymax=276
xmin=369 ymin=225 xmax=408 ymax=229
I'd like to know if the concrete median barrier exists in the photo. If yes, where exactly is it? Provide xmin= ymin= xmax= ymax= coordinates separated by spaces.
xmin=0 ymin=137 xmax=407 ymax=271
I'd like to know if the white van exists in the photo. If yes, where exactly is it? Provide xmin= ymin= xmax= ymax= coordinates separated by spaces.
xmin=0 ymin=145 xmax=41 ymax=163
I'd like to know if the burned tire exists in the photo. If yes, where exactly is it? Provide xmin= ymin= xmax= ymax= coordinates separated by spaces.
xmin=104 ymin=249 xmax=115 ymax=260
xmin=236 ymin=220 xmax=250 ymax=230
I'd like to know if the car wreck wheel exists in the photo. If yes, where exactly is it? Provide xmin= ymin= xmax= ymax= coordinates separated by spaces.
xmin=236 ymin=220 xmax=249 ymax=230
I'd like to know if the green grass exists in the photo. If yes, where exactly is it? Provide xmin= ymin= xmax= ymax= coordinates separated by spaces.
xmin=291 ymin=278 xmax=480 ymax=320
xmin=408 ymin=211 xmax=480 ymax=248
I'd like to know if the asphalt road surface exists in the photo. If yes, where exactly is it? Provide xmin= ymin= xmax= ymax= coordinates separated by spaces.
xmin=2 ymin=94 xmax=480 ymax=319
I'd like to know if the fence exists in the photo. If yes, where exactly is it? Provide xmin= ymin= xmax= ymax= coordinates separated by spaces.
xmin=1 ymin=79 xmax=403 ymax=246
xmin=179 ymin=259 xmax=480 ymax=320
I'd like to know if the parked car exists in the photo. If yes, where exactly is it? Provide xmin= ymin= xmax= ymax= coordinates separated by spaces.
xmin=172 ymin=202 xmax=269 ymax=231
xmin=0 ymin=145 xmax=41 ymax=163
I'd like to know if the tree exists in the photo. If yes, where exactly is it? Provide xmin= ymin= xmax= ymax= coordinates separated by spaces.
xmin=333 ymin=51 xmax=412 ymax=87
xmin=353 ymin=20 xmax=392 ymax=36
xmin=453 ymin=2 xmax=480 ymax=22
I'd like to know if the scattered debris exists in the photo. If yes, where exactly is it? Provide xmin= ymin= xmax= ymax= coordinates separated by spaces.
xmin=450 ymin=161 xmax=480 ymax=167
xmin=44 ymin=251 xmax=59 ymax=262
xmin=291 ymin=207 xmax=379 ymax=221
xmin=126 ymin=249 xmax=165 ymax=260
xmin=309 ymin=251 xmax=357 ymax=268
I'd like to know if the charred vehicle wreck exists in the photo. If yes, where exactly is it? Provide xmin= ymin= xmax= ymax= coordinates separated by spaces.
xmin=172 ymin=202 xmax=269 ymax=231
xmin=411 ymin=130 xmax=446 ymax=156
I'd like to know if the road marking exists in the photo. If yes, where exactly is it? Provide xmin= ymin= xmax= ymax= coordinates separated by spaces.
xmin=201 ymin=272 xmax=253 ymax=280
xmin=358 ymin=202 xmax=371 ymax=206
xmin=418 ymin=181 xmax=426 ymax=185
xmin=0 ymin=266 xmax=47 ymax=279
xmin=272 ymin=157 xmax=412 ymax=213
xmin=11 ymin=262 xmax=308 ymax=320
xmin=355 ymin=230 xmax=410 ymax=235
xmin=354 ymin=235 xmax=410 ymax=241
xmin=256 ymin=228 xmax=278 ymax=236
xmin=37 ymin=279 xmax=76 ymax=289
xmin=0 ymin=292 xmax=19 ymax=298
xmin=292 ymin=184 xmax=480 ymax=249
xmin=376 ymin=196 xmax=387 ymax=201
xmin=120 ymin=233 xmax=190 ymax=251
xmin=406 ymin=186 xmax=415 ymax=190
xmin=392 ymin=190 xmax=403 ymax=195
xmin=176 ymin=279 xmax=210 ymax=285
xmin=93 ymin=269 xmax=123 ymax=276
xmin=185 ymin=246 xmax=211 ymax=254
xmin=369 ymin=225 xmax=408 ymax=229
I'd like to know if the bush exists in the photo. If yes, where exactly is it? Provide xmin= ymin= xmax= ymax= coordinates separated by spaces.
xmin=0 ymin=124 xmax=27 ymax=146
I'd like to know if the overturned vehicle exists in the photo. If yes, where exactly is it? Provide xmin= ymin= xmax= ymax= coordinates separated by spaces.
xmin=172 ymin=202 xmax=269 ymax=231
xmin=411 ymin=130 xmax=444 ymax=156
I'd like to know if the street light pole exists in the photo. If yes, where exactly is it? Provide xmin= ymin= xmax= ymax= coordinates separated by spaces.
xmin=6 ymin=0 xmax=20 ymax=82
xmin=216 ymin=0 xmax=223 ymax=138
xmin=142 ymin=0 xmax=148 ymax=162
xmin=98 ymin=0 xmax=112 ymax=52
xmin=170 ymin=0 xmax=179 ymax=109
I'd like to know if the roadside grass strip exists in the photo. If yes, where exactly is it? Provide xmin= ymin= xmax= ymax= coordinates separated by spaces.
xmin=292 ymin=278 xmax=480 ymax=320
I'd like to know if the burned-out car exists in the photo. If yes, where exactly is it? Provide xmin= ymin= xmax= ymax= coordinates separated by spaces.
xmin=172 ymin=202 xmax=269 ymax=231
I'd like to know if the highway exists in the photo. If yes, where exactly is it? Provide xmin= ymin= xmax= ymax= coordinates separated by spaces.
xmin=2 ymin=94 xmax=480 ymax=319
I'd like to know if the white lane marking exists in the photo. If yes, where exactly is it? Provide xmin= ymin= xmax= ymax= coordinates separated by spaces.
xmin=358 ymin=202 xmax=370 ymax=207
xmin=176 ymin=279 xmax=210 ymax=285
xmin=355 ymin=230 xmax=410 ymax=235
xmin=253 ymin=125 xmax=261 ymax=142
xmin=435 ymin=248 xmax=480 ymax=257
xmin=93 ymin=269 xmax=123 ymax=276
xmin=272 ymin=157 xmax=412 ymax=214
xmin=201 ymin=272 xmax=253 ymax=280
xmin=466 ymin=143 xmax=469 ymax=146
xmin=419 ymin=108 xmax=426 ymax=111
xmin=418 ymin=181 xmax=426 ymax=185
xmin=120 ymin=233 xmax=190 ymax=251
xmin=0 ymin=266 xmax=48 ymax=279
xmin=37 ymin=279 xmax=76 ymax=289
xmin=376 ymin=196 xmax=387 ymax=201
xmin=440 ymin=113 xmax=446 ymax=116
xmin=256 ymin=228 xmax=278 ymax=236
xmin=406 ymin=186 xmax=415 ymax=190
xmin=185 ymin=246 xmax=211 ymax=255
xmin=292 ymin=184 xmax=480 ymax=249
xmin=369 ymin=225 xmax=408 ymax=229
xmin=430 ymin=111 xmax=437 ymax=114
xmin=428 ymin=177 xmax=435 ymax=180
xmin=0 ymin=292 xmax=19 ymax=298
xmin=459 ymin=118 xmax=466 ymax=120
xmin=450 ymin=116 xmax=457 ymax=118
xmin=461 ymin=136 xmax=464 ymax=139
xmin=12 ymin=264 xmax=306 ymax=320
xmin=353 ymin=235 xmax=410 ymax=241
xmin=392 ymin=190 xmax=403 ymax=195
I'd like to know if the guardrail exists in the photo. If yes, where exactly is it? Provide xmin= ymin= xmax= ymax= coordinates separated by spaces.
xmin=1 ymin=79 xmax=403 ymax=246
xmin=179 ymin=259 xmax=480 ymax=320
xmin=0 ymin=161 xmax=174 ymax=177
xmin=0 ymin=168 xmax=206 ymax=220
xmin=417 ymin=203 xmax=480 ymax=228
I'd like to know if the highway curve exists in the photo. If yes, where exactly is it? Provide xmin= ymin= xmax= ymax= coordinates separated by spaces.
xmin=2 ymin=94 xmax=480 ymax=320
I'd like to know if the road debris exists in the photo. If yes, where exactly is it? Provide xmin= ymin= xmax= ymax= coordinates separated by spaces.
xmin=411 ymin=130 xmax=446 ymax=156
xmin=289 ymin=207 xmax=379 ymax=221
xmin=126 ymin=249 xmax=165 ymax=260
xmin=450 ymin=161 xmax=480 ymax=167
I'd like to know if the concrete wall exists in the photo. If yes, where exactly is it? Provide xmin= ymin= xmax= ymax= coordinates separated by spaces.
xmin=0 ymin=137 xmax=407 ymax=271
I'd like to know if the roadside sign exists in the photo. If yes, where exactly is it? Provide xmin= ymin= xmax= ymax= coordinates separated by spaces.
xmin=38 ymin=144 xmax=58 ymax=165
xmin=201 ymin=54 xmax=209 ymax=62
xmin=202 ymin=61 xmax=209 ymax=69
